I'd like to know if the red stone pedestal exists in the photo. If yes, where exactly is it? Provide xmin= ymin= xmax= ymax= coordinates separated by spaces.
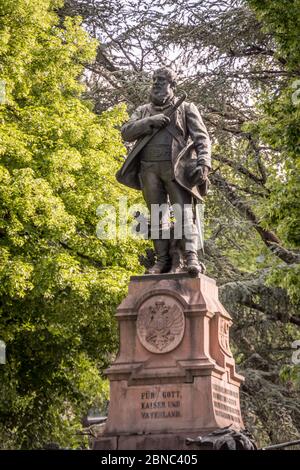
xmin=93 ymin=273 xmax=244 ymax=450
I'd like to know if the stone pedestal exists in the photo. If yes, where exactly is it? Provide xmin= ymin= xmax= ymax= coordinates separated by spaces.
xmin=93 ymin=273 xmax=244 ymax=450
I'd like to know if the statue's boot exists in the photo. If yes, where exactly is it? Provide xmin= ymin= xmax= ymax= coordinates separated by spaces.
xmin=181 ymin=223 xmax=206 ymax=277
xmin=168 ymin=237 xmax=184 ymax=273
xmin=147 ymin=239 xmax=171 ymax=274
xmin=184 ymin=251 xmax=206 ymax=277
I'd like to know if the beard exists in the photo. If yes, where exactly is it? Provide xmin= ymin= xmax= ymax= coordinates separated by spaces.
xmin=150 ymin=87 xmax=174 ymax=106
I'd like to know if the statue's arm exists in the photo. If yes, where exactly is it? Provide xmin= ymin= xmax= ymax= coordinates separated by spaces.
xmin=186 ymin=103 xmax=211 ymax=169
xmin=121 ymin=106 xmax=153 ymax=142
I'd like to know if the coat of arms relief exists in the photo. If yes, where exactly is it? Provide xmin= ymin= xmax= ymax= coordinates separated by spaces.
xmin=137 ymin=297 xmax=185 ymax=354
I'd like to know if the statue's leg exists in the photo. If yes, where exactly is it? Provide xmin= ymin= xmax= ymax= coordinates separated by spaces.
xmin=139 ymin=162 xmax=171 ymax=274
xmin=164 ymin=176 xmax=204 ymax=276
xmin=168 ymin=225 xmax=184 ymax=273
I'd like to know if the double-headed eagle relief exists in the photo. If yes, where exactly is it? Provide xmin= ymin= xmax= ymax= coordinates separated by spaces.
xmin=137 ymin=299 xmax=185 ymax=353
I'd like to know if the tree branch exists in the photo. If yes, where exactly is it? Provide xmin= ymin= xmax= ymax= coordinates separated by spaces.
xmin=210 ymin=172 xmax=300 ymax=264
xmin=213 ymin=153 xmax=267 ymax=187
xmin=59 ymin=241 xmax=104 ymax=268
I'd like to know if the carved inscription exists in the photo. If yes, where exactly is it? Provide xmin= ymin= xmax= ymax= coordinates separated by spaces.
xmin=140 ymin=390 xmax=182 ymax=419
xmin=213 ymin=384 xmax=241 ymax=424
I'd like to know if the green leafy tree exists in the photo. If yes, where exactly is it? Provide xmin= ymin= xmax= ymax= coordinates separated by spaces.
xmin=245 ymin=1 xmax=300 ymax=247
xmin=243 ymin=0 xmax=300 ymax=402
xmin=0 ymin=0 xmax=143 ymax=448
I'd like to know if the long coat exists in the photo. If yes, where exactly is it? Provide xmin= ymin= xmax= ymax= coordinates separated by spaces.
xmin=116 ymin=100 xmax=211 ymax=201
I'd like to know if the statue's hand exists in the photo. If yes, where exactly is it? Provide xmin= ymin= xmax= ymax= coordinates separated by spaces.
xmin=149 ymin=114 xmax=170 ymax=129
xmin=190 ymin=164 xmax=210 ymax=185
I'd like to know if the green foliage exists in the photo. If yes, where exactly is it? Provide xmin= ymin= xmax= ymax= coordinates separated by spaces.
xmin=245 ymin=0 xmax=300 ymax=248
xmin=267 ymin=264 xmax=300 ymax=305
xmin=280 ymin=364 xmax=300 ymax=389
xmin=246 ymin=0 xmax=300 ymax=307
xmin=0 ymin=0 xmax=143 ymax=448
xmin=247 ymin=0 xmax=300 ymax=71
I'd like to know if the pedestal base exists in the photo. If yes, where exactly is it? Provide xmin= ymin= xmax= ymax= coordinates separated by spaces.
xmin=94 ymin=431 xmax=214 ymax=450
xmin=93 ymin=273 xmax=244 ymax=450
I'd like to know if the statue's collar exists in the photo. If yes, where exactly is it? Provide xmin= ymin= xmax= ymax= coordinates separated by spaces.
xmin=150 ymin=97 xmax=175 ymax=112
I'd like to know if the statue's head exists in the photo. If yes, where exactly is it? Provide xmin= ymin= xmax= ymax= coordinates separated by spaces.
xmin=150 ymin=66 xmax=177 ymax=106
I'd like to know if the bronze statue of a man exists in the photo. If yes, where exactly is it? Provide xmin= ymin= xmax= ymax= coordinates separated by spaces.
xmin=116 ymin=67 xmax=211 ymax=276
